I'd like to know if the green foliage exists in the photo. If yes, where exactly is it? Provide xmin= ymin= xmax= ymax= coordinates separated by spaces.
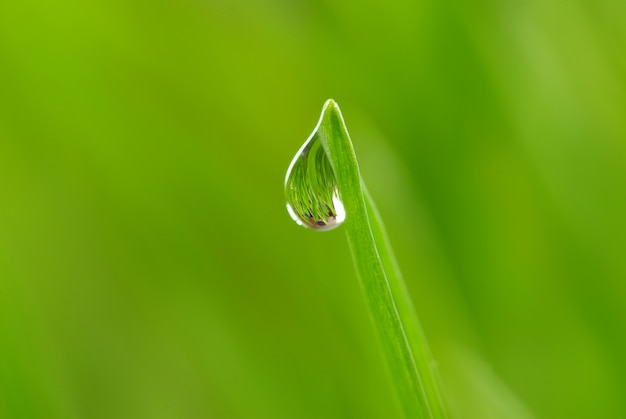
xmin=296 ymin=100 xmax=446 ymax=417
xmin=1 ymin=0 xmax=625 ymax=418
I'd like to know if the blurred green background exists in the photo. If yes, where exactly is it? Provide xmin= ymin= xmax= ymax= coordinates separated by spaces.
xmin=1 ymin=0 xmax=625 ymax=418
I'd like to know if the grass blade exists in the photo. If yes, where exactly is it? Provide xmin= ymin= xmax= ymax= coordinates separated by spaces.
xmin=313 ymin=99 xmax=448 ymax=418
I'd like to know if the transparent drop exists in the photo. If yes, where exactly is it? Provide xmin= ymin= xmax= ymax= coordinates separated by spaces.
xmin=285 ymin=131 xmax=345 ymax=231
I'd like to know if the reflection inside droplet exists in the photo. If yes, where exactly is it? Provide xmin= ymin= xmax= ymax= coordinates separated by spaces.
xmin=284 ymin=132 xmax=345 ymax=231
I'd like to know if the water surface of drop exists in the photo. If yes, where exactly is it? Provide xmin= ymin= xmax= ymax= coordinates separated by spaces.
xmin=285 ymin=131 xmax=345 ymax=231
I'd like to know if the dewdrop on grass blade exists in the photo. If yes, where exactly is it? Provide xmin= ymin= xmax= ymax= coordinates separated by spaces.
xmin=285 ymin=115 xmax=345 ymax=231
xmin=284 ymin=99 xmax=449 ymax=418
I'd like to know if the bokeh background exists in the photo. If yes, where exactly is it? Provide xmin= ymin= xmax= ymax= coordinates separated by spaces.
xmin=1 ymin=0 xmax=625 ymax=418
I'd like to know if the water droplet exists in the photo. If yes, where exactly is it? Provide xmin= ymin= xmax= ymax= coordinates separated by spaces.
xmin=285 ymin=131 xmax=345 ymax=231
